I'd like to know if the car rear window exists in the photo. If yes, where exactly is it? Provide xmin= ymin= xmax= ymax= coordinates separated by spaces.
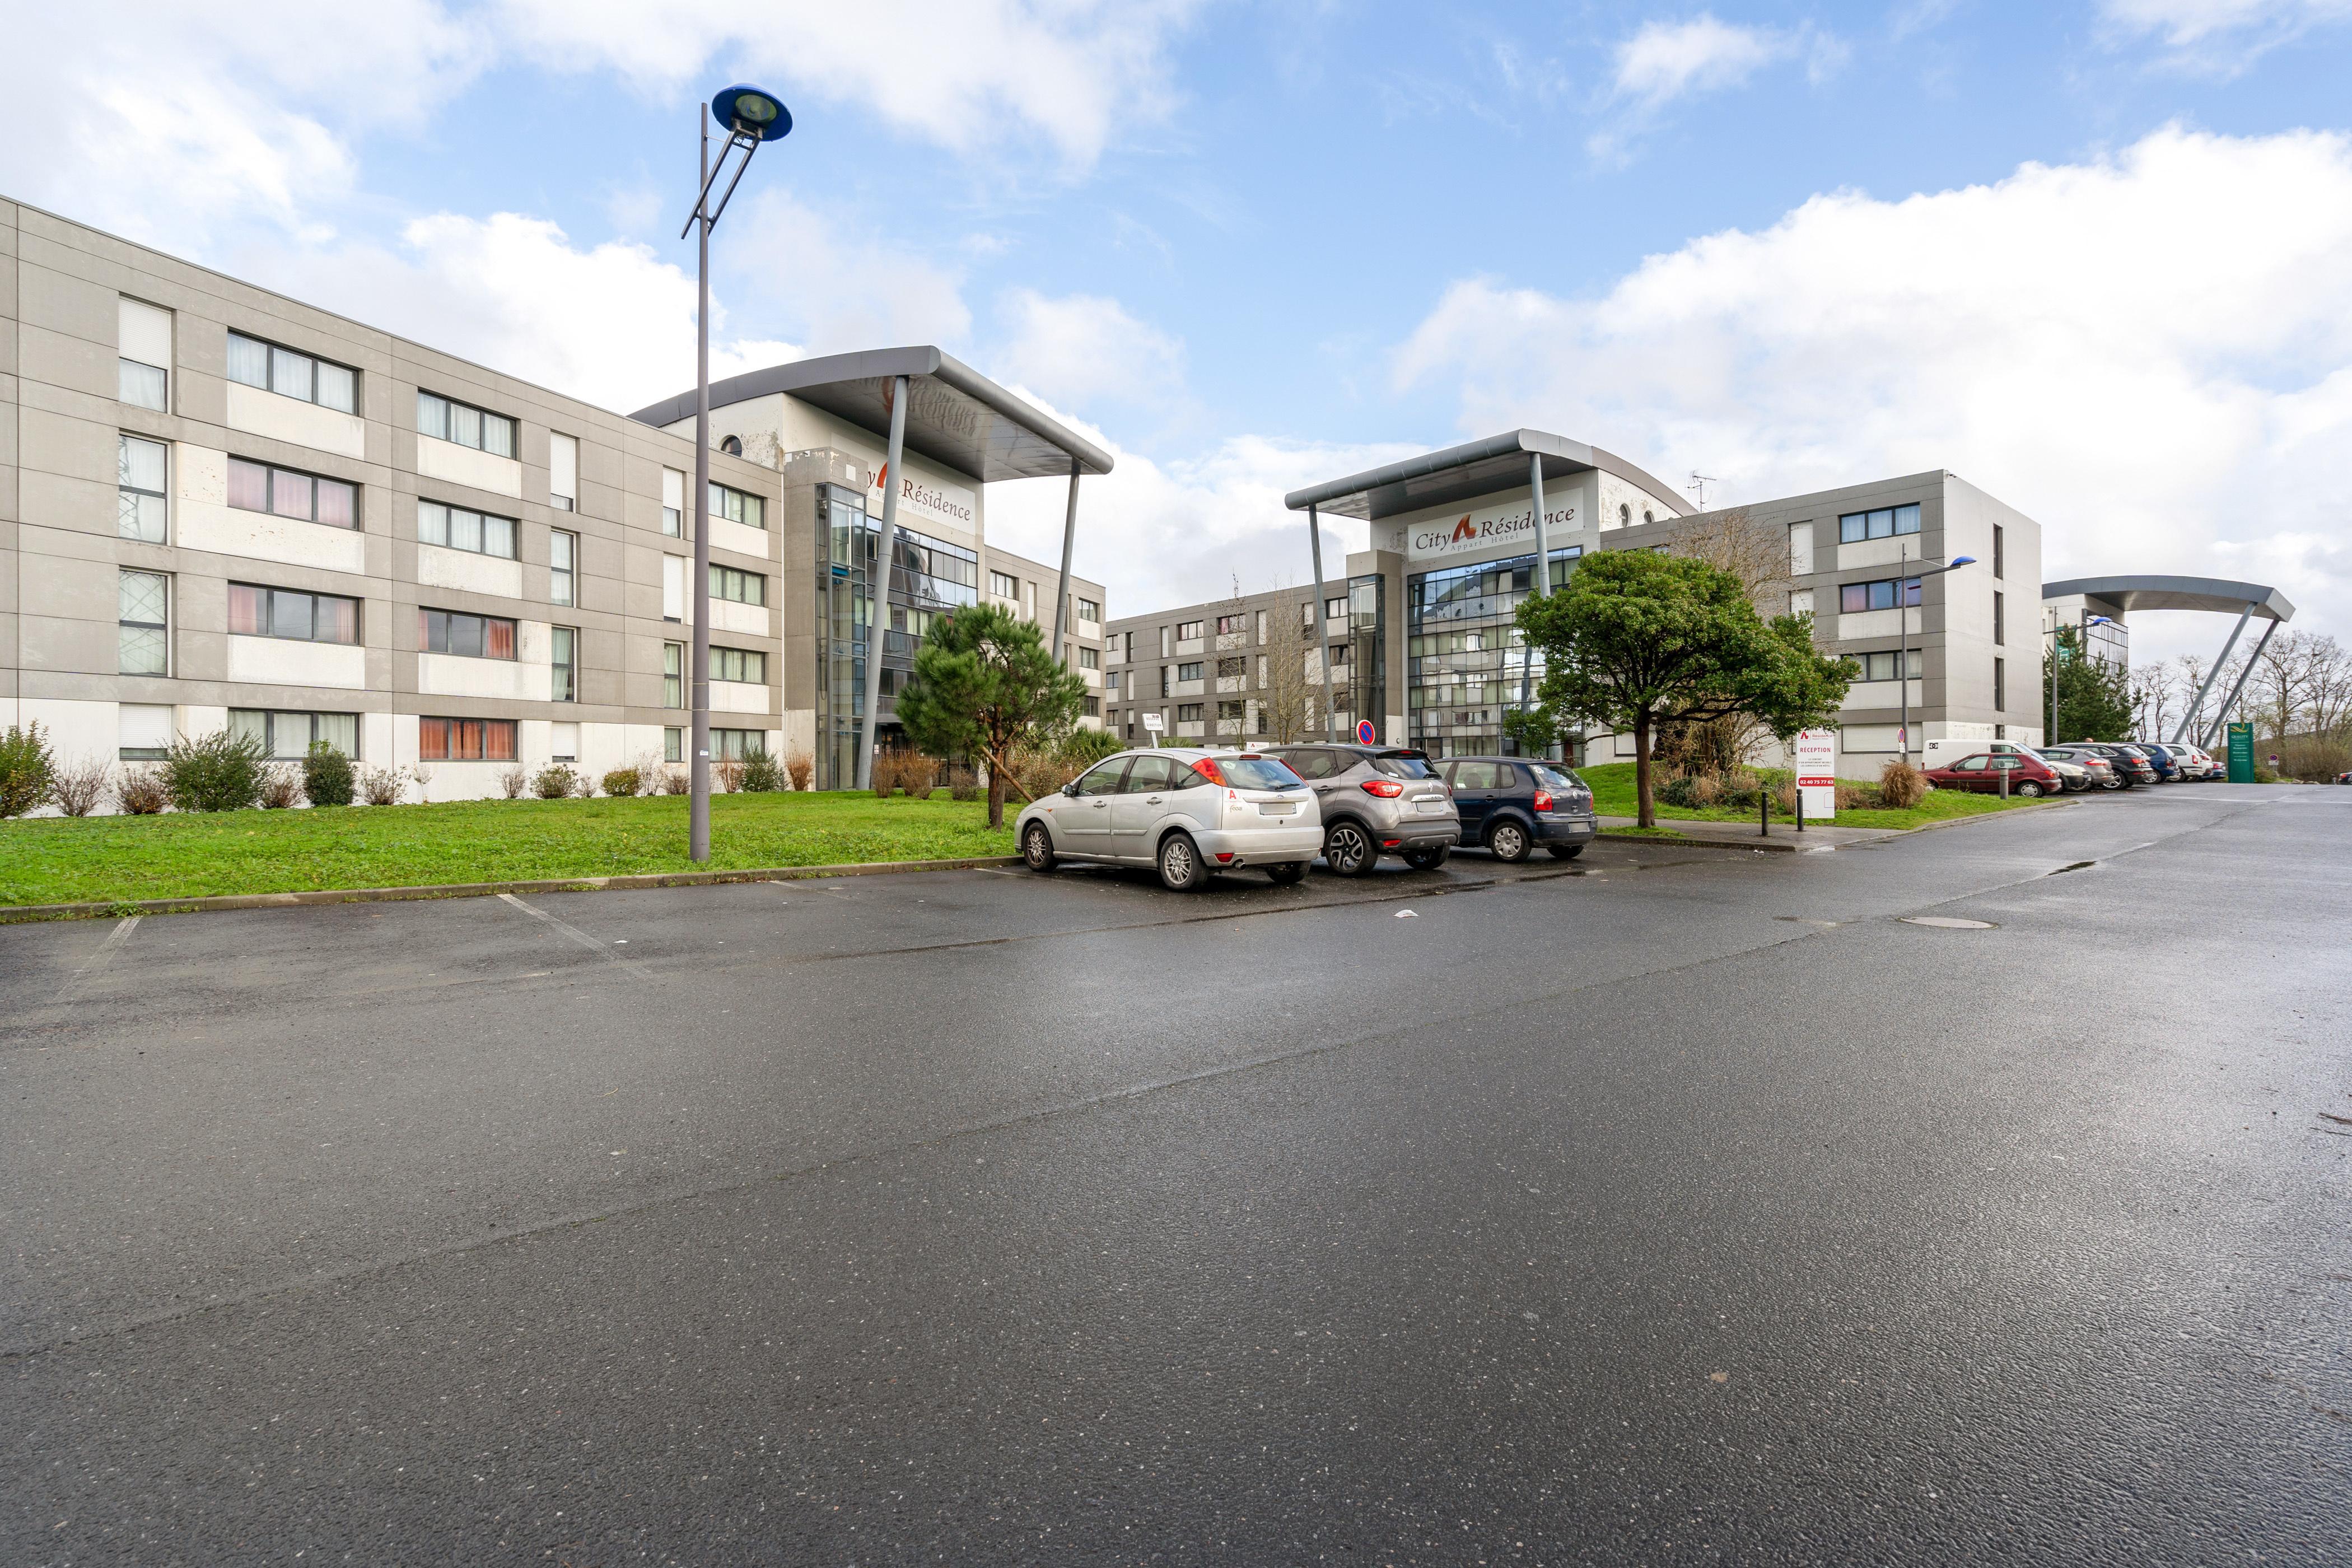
xmin=1371 ymin=751 xmax=1439 ymax=780
xmin=1214 ymin=757 xmax=1305 ymax=790
xmin=1529 ymin=764 xmax=1580 ymax=792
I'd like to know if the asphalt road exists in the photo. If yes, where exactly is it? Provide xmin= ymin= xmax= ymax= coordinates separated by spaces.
xmin=5 ymin=785 xmax=2348 ymax=1565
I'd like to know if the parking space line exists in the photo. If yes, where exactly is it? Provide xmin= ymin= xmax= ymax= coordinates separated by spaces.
xmin=496 ymin=893 xmax=659 ymax=981
xmin=50 ymin=915 xmax=141 ymax=1006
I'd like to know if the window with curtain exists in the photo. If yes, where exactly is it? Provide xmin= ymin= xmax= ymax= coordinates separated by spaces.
xmin=417 ymin=500 xmax=517 ymax=559
xmin=1079 ymin=598 xmax=1100 ymax=622
xmin=711 ymin=728 xmax=767 ymax=759
xmin=664 ymin=642 xmax=683 ymax=708
xmin=712 ymin=647 xmax=767 ymax=684
xmin=550 ymin=626 xmax=577 ymax=702
xmin=119 ymin=570 xmax=169 ymax=674
xmin=418 ymin=717 xmax=518 ymax=760
xmin=1837 ymin=503 xmax=1922 ymax=544
xmin=228 ymin=709 xmax=359 ymax=759
xmin=119 ymin=298 xmax=171 ymax=410
xmin=709 ymin=482 xmax=766 ymax=529
xmin=118 ymin=434 xmax=167 ymax=542
xmin=229 ymin=458 xmax=357 ymax=528
xmin=418 ymin=608 xmax=517 ymax=659
xmin=551 ymin=529 xmax=577 ymax=606
xmin=228 ymin=583 xmax=360 ymax=643
xmin=227 ymin=332 xmax=356 ymax=412
xmin=415 ymin=391 xmax=517 ymax=457
xmin=1838 ymin=577 xmax=1924 ymax=614
xmin=712 ymin=566 xmax=766 ymax=605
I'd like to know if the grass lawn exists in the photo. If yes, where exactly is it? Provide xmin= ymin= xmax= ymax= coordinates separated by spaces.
xmin=0 ymin=791 xmax=1017 ymax=908
xmin=1575 ymin=761 xmax=2049 ymax=833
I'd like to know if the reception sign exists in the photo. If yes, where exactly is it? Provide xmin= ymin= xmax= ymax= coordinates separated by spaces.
xmin=1796 ymin=729 xmax=1837 ymax=819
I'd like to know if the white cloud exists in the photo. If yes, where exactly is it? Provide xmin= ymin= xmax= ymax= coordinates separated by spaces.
xmin=1392 ymin=125 xmax=2352 ymax=661
xmin=2099 ymin=0 xmax=2352 ymax=46
xmin=994 ymin=290 xmax=1187 ymax=412
xmin=726 ymin=189 xmax=973 ymax=354
xmin=1609 ymin=14 xmax=1797 ymax=107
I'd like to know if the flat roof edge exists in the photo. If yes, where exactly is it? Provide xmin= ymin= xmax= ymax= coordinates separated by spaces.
xmin=2042 ymin=574 xmax=2295 ymax=622
xmin=1284 ymin=428 xmax=1691 ymax=518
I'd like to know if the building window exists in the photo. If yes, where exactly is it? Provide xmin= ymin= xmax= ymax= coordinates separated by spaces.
xmin=720 ymin=435 xmax=743 ymax=456
xmin=1176 ymin=620 xmax=1203 ymax=641
xmin=1992 ymin=524 xmax=2005 ymax=580
xmin=418 ymin=499 xmax=517 ymax=558
xmin=549 ymin=432 xmax=578 ymax=511
xmin=119 ymin=298 xmax=171 ymax=411
xmin=662 ymin=467 xmax=685 ymax=537
xmin=1994 ymin=656 xmax=2006 ymax=712
xmin=1160 ymin=626 xmax=1173 ymax=656
xmin=419 ymin=717 xmax=519 ymax=761
xmin=415 ymin=391 xmax=516 ymax=457
xmin=119 ymin=570 xmax=169 ymax=674
xmin=1079 ymin=646 xmax=1100 ymax=671
xmin=712 ymin=727 xmax=766 ymax=759
xmin=118 ymin=434 xmax=168 ymax=542
xmin=1160 ymin=665 xmax=1172 ymax=697
xmin=1082 ymin=696 xmax=1100 ymax=717
xmin=1619 ymin=503 xmax=1631 ymax=527
xmin=1837 ymin=503 xmax=1921 ymax=544
xmin=1642 ymin=509 xmax=1656 ymax=525
xmin=1993 ymin=590 xmax=2006 ymax=646
xmin=119 ymin=704 xmax=172 ymax=762
xmin=712 ymin=646 xmax=767 ymax=684
xmin=1325 ymin=596 xmax=1347 ymax=619
xmin=1300 ymin=601 xmax=1314 ymax=627
xmin=1216 ymin=613 xmax=1245 ymax=636
xmin=418 ymin=608 xmax=517 ymax=659
xmin=1176 ymin=703 xmax=1204 ymax=722
xmin=550 ymin=721 xmax=579 ymax=762
xmin=712 ymin=565 xmax=766 ymax=605
xmin=1177 ymin=661 xmax=1203 ymax=682
xmin=1217 ymin=699 xmax=1245 ymax=721
xmin=1856 ymin=650 xmax=1923 ymax=682
xmin=230 ymin=458 xmax=357 ymax=529
xmin=230 ymin=583 xmax=360 ymax=644
xmin=551 ymin=626 xmax=578 ymax=702
xmin=708 ymin=482 xmax=765 ymax=530
xmin=664 ymin=726 xmax=683 ymax=764
xmin=1216 ymin=655 xmax=1245 ymax=679
xmin=551 ymin=529 xmax=578 ymax=606
xmin=229 ymin=709 xmax=359 ymax=760
xmin=990 ymin=570 xmax=1019 ymax=599
xmin=664 ymin=642 xmax=683 ymax=708
xmin=1838 ymin=577 xmax=1923 ymax=614
xmin=1078 ymin=597 xmax=1100 ymax=623
xmin=1106 ymin=670 xmax=1121 ymax=693
xmin=228 ymin=332 xmax=356 ymax=413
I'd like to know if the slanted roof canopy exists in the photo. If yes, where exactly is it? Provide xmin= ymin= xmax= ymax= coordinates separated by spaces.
xmin=2042 ymin=575 xmax=2294 ymax=622
xmin=629 ymin=346 xmax=1112 ymax=483
xmin=1284 ymin=429 xmax=1691 ymax=522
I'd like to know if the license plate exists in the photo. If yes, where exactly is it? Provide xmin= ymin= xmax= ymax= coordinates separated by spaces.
xmin=1415 ymin=799 xmax=1448 ymax=814
xmin=1259 ymin=802 xmax=1297 ymax=816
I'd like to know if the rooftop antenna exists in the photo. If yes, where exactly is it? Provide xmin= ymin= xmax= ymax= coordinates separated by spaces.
xmin=1688 ymin=472 xmax=1717 ymax=508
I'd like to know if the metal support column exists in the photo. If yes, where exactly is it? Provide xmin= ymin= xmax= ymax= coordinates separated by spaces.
xmin=853 ymin=375 xmax=909 ymax=791
xmin=1516 ymin=453 xmax=1551 ymax=755
xmin=2171 ymin=602 xmax=2254 ymax=745
xmin=1307 ymin=501 xmax=1338 ymax=740
xmin=688 ymin=110 xmax=713 ymax=860
xmin=2200 ymin=615 xmax=2274 ymax=751
xmin=1050 ymin=457 xmax=1079 ymax=668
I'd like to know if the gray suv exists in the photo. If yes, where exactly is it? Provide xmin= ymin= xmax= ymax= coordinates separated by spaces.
xmin=1263 ymin=744 xmax=1460 ymax=875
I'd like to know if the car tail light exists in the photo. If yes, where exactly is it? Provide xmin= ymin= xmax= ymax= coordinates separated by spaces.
xmin=1532 ymin=790 xmax=1553 ymax=813
xmin=1361 ymin=778 xmax=1404 ymax=797
xmin=1191 ymin=758 xmax=1224 ymax=785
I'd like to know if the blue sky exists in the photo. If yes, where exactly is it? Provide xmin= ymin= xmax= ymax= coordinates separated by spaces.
xmin=5 ymin=2 xmax=2350 ymax=667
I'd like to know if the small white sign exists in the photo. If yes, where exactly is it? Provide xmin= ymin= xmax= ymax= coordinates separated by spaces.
xmin=1795 ymin=728 xmax=1837 ymax=820
xmin=1141 ymin=712 xmax=1165 ymax=734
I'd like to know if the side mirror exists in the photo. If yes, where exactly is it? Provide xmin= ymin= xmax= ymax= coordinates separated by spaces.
xmin=1061 ymin=781 xmax=1081 ymax=797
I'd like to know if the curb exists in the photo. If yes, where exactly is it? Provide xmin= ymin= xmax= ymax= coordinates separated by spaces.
xmin=1597 ymin=829 xmax=1806 ymax=853
xmin=0 ymin=855 xmax=1025 ymax=925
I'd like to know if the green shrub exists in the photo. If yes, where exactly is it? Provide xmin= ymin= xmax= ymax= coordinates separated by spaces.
xmin=164 ymin=728 xmax=270 ymax=812
xmin=601 ymin=766 xmax=643 ymax=799
xmin=0 ymin=721 xmax=55 ymax=818
xmin=533 ymin=763 xmax=580 ymax=800
xmin=739 ymin=752 xmax=783 ymax=793
xmin=114 ymin=766 xmax=170 ymax=814
xmin=303 ymin=742 xmax=356 ymax=807
xmin=1059 ymin=727 xmax=1126 ymax=768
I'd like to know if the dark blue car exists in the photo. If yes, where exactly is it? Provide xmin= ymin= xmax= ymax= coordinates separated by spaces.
xmin=2115 ymin=742 xmax=2181 ymax=782
xmin=1440 ymin=756 xmax=1599 ymax=862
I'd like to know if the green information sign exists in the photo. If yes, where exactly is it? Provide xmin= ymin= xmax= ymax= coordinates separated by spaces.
xmin=2226 ymin=721 xmax=2256 ymax=783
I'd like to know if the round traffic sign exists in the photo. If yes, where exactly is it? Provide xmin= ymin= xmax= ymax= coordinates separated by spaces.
xmin=1355 ymin=718 xmax=1376 ymax=745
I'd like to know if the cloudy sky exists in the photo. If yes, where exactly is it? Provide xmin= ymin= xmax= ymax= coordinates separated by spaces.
xmin=6 ymin=1 xmax=2349 ymax=661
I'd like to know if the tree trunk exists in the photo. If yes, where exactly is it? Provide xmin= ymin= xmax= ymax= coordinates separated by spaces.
xmin=986 ymin=767 xmax=1007 ymax=830
xmin=1634 ymin=711 xmax=1655 ymax=828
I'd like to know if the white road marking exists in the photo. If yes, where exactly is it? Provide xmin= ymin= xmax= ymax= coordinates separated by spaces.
xmin=496 ymin=893 xmax=657 ymax=979
xmin=51 ymin=916 xmax=141 ymax=1005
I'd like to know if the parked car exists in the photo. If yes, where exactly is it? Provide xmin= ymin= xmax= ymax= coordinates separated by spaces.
xmin=1440 ymin=756 xmax=1599 ymax=861
xmin=1922 ymin=751 xmax=2065 ymax=797
xmin=2338 ymin=770 xmax=2352 ymax=785
xmin=2150 ymin=742 xmax=2216 ymax=780
xmin=2113 ymin=742 xmax=2182 ymax=782
xmin=1262 ymin=744 xmax=1461 ymax=874
xmin=1016 ymin=748 xmax=1323 ymax=890
xmin=2047 ymin=742 xmax=2159 ymax=787
xmin=2027 ymin=750 xmax=2097 ymax=792
xmin=2034 ymin=745 xmax=2118 ymax=790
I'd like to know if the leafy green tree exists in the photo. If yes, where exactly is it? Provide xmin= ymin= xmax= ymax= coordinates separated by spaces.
xmin=164 ymin=728 xmax=270 ymax=812
xmin=1499 ymin=706 xmax=1558 ymax=759
xmin=302 ymin=741 xmax=356 ymax=807
xmin=2045 ymin=627 xmax=2135 ymax=743
xmin=895 ymin=604 xmax=1086 ymax=828
xmin=1518 ymin=551 xmax=1849 ymax=828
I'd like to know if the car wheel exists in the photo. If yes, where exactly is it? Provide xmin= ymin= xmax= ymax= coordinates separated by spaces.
xmin=1486 ymin=819 xmax=1532 ymax=863
xmin=2014 ymin=781 xmax=2045 ymax=798
xmin=1266 ymin=861 xmax=1307 ymax=885
xmin=1157 ymin=831 xmax=1208 ymax=892
xmin=1322 ymin=820 xmax=1376 ymax=877
xmin=1401 ymin=844 xmax=1449 ymax=870
xmin=1021 ymin=821 xmax=1057 ymax=871
xmin=1545 ymin=844 xmax=1584 ymax=860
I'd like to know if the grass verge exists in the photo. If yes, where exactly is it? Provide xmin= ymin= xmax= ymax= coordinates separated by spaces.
xmin=0 ymin=792 xmax=1016 ymax=907
xmin=1575 ymin=762 xmax=2048 ymax=833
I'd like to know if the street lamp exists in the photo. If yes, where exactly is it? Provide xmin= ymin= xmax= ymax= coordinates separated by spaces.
xmin=1896 ymin=544 xmax=1974 ymax=764
xmin=679 ymin=86 xmax=791 ymax=862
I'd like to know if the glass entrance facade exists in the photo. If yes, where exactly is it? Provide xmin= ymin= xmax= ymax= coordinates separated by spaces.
xmin=1406 ymin=547 xmax=1580 ymax=758
xmin=815 ymin=484 xmax=875 ymax=790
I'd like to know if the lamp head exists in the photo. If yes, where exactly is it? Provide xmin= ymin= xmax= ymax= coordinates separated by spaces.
xmin=713 ymin=85 xmax=791 ymax=142
xmin=2087 ymin=614 xmax=2113 ymax=626
xmin=1948 ymin=556 xmax=1976 ymax=567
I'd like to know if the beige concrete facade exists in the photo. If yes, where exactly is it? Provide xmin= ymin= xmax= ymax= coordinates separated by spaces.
xmin=982 ymin=543 xmax=1107 ymax=727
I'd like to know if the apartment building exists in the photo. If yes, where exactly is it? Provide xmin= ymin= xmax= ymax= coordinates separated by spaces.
xmin=982 ymin=543 xmax=1107 ymax=727
xmin=1103 ymin=583 xmax=1357 ymax=745
xmin=3 ymin=203 xmax=1109 ymax=800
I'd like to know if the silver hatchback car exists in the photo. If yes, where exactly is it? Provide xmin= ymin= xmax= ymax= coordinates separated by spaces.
xmin=1016 ymin=749 xmax=1325 ymax=890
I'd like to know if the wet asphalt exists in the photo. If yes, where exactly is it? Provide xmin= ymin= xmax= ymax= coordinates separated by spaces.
xmin=3 ymin=784 xmax=2348 ymax=1565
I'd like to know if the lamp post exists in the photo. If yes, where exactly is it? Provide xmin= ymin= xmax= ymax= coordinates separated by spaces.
xmin=1896 ymin=543 xmax=1975 ymax=764
xmin=679 ymin=85 xmax=790 ymax=862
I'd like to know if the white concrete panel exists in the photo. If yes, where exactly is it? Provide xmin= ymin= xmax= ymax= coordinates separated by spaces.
xmin=181 ymin=705 xmax=228 ymax=739
xmin=180 ymin=496 xmax=367 ymax=576
xmin=711 ymin=679 xmax=769 ymax=715
xmin=662 ymin=556 xmax=685 ymax=620
xmin=22 ymin=697 xmax=117 ymax=764
xmin=1840 ymin=679 xmax=1925 ymax=710
xmin=417 ymin=543 xmax=524 ymax=599
xmin=389 ymin=712 xmax=419 ymax=766
xmin=418 ymin=652 xmax=534 ymax=700
xmin=418 ymin=761 xmax=510 ymax=802
xmin=710 ymin=517 xmax=770 ymax=559
xmin=1789 ymin=521 xmax=1814 ymax=576
xmin=362 ymin=711 xmax=395 ymax=765
xmin=119 ymin=702 xmax=172 ymax=753
xmin=1838 ymin=537 xmax=1913 ymax=571
xmin=416 ymin=436 xmax=524 ymax=498
xmin=711 ymin=599 xmax=768 ymax=638
xmin=780 ymin=707 xmax=815 ymax=763
xmin=1834 ymin=608 xmax=1923 ymax=640
xmin=225 ymin=381 xmax=366 ymax=460
xmin=228 ymin=636 xmax=367 ymax=689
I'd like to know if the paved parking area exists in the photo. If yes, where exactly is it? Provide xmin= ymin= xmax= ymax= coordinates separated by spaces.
xmin=4 ymin=784 xmax=2347 ymax=1564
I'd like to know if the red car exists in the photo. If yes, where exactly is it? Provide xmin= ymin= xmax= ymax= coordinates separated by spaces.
xmin=1924 ymin=752 xmax=2065 ymax=798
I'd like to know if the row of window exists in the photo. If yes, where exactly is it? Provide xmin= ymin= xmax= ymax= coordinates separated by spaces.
xmin=1838 ymin=576 xmax=1924 ymax=614
xmin=1837 ymin=503 xmax=1922 ymax=544
xmin=129 ymin=710 xmax=774 ymax=765
xmin=416 ymin=391 xmax=518 ymax=457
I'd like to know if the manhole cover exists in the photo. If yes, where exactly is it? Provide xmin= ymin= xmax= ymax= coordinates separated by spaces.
xmin=1900 ymin=916 xmax=1997 ymax=929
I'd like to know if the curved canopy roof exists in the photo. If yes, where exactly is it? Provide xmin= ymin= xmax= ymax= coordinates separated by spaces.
xmin=1285 ymin=429 xmax=1691 ymax=522
xmin=628 ymin=346 xmax=1112 ymax=483
xmin=2042 ymin=574 xmax=2294 ymax=622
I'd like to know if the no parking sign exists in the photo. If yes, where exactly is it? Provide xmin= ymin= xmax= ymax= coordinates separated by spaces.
xmin=1356 ymin=718 xmax=1376 ymax=745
